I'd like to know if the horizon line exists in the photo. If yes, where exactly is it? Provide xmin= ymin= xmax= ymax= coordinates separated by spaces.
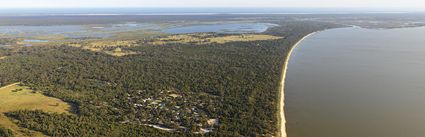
xmin=0 ymin=7 xmax=424 ymax=10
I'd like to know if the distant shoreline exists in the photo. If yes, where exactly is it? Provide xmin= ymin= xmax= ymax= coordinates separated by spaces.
xmin=278 ymin=32 xmax=316 ymax=137
xmin=0 ymin=11 xmax=412 ymax=17
xmin=0 ymin=7 xmax=415 ymax=17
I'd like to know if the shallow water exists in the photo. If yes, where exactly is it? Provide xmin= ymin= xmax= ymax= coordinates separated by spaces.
xmin=285 ymin=27 xmax=425 ymax=137
xmin=0 ymin=23 xmax=274 ymax=38
xmin=24 ymin=39 xmax=49 ymax=43
xmin=163 ymin=23 xmax=277 ymax=34
xmin=0 ymin=23 xmax=159 ymax=38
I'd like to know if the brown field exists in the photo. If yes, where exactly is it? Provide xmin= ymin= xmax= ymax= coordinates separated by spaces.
xmin=0 ymin=83 xmax=71 ymax=137
xmin=103 ymin=47 xmax=138 ymax=57
xmin=88 ymin=40 xmax=136 ymax=48
xmin=110 ymin=30 xmax=166 ymax=40
xmin=68 ymin=40 xmax=139 ymax=57
xmin=151 ymin=34 xmax=283 ymax=45
xmin=64 ymin=33 xmax=282 ymax=57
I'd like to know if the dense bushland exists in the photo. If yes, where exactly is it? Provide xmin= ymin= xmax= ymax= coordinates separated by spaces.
xmin=0 ymin=21 xmax=341 ymax=136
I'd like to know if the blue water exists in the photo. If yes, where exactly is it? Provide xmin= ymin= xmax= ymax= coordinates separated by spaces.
xmin=0 ymin=23 xmax=160 ymax=38
xmin=0 ymin=8 xmax=414 ymax=16
xmin=163 ymin=23 xmax=277 ymax=34
xmin=0 ymin=22 xmax=275 ymax=38
xmin=0 ymin=25 xmax=84 ymax=37
xmin=24 ymin=39 xmax=49 ymax=43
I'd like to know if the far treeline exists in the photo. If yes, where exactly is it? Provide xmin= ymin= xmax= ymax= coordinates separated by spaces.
xmin=0 ymin=21 xmax=342 ymax=137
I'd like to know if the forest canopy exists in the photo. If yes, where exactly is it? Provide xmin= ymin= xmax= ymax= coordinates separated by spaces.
xmin=0 ymin=21 xmax=341 ymax=136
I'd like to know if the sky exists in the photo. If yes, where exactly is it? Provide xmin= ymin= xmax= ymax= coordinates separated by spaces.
xmin=0 ymin=0 xmax=424 ymax=9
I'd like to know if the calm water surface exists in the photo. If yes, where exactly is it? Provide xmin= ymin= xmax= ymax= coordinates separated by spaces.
xmin=163 ymin=23 xmax=277 ymax=34
xmin=0 ymin=23 xmax=159 ymax=38
xmin=285 ymin=27 xmax=425 ymax=137
xmin=0 ymin=23 xmax=274 ymax=38
xmin=23 ymin=39 xmax=49 ymax=43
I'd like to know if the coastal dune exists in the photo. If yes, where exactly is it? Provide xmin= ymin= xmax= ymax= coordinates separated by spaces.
xmin=279 ymin=32 xmax=316 ymax=137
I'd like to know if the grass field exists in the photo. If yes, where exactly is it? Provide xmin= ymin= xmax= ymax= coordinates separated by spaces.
xmin=0 ymin=83 xmax=71 ymax=137
xmin=151 ymin=34 xmax=283 ymax=45
xmin=69 ymin=40 xmax=139 ymax=57
xmin=103 ymin=48 xmax=138 ymax=57
xmin=110 ymin=30 xmax=166 ymax=40
xmin=71 ymin=34 xmax=282 ymax=57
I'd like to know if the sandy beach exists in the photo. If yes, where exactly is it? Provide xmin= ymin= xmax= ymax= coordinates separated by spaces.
xmin=278 ymin=32 xmax=316 ymax=137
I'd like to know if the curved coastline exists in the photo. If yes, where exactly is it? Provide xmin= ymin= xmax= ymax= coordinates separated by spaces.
xmin=278 ymin=32 xmax=316 ymax=137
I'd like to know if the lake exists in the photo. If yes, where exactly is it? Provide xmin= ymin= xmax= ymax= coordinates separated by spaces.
xmin=163 ymin=23 xmax=277 ymax=34
xmin=285 ymin=27 xmax=425 ymax=137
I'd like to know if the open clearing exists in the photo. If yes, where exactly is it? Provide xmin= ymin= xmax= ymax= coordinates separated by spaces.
xmin=0 ymin=83 xmax=71 ymax=137
xmin=103 ymin=47 xmax=138 ymax=57
xmin=62 ymin=33 xmax=282 ymax=57
xmin=151 ymin=34 xmax=283 ymax=45
xmin=0 ymin=56 xmax=6 ymax=60
xmin=69 ymin=40 xmax=139 ymax=57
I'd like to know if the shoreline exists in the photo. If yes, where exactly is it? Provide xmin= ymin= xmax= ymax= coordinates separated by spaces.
xmin=278 ymin=32 xmax=316 ymax=137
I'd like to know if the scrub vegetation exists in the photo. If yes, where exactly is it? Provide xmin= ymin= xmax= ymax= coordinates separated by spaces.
xmin=63 ymin=33 xmax=282 ymax=57
xmin=150 ymin=33 xmax=283 ymax=45
xmin=0 ymin=20 xmax=341 ymax=136
xmin=68 ymin=40 xmax=139 ymax=57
